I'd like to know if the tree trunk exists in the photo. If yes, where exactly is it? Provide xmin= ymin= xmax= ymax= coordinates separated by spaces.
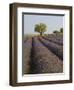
xmin=40 ymin=32 xmax=42 ymax=36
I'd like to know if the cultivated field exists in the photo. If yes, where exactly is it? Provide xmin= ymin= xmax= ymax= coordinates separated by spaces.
xmin=23 ymin=33 xmax=63 ymax=74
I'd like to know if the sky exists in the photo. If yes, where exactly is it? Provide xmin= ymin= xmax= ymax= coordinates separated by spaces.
xmin=24 ymin=14 xmax=64 ymax=35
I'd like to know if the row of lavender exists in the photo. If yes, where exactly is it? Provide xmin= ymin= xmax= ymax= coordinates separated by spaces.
xmin=23 ymin=38 xmax=32 ymax=74
xmin=30 ymin=37 xmax=63 ymax=74
xmin=39 ymin=36 xmax=63 ymax=60
xmin=43 ymin=34 xmax=63 ymax=45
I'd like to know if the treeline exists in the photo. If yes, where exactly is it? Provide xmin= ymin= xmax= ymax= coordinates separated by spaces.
xmin=53 ymin=28 xmax=63 ymax=34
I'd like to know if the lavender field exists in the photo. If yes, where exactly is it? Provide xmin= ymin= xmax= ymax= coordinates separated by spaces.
xmin=23 ymin=33 xmax=63 ymax=74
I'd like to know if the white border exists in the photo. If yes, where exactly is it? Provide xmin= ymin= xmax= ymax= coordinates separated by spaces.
xmin=17 ymin=7 xmax=70 ymax=82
